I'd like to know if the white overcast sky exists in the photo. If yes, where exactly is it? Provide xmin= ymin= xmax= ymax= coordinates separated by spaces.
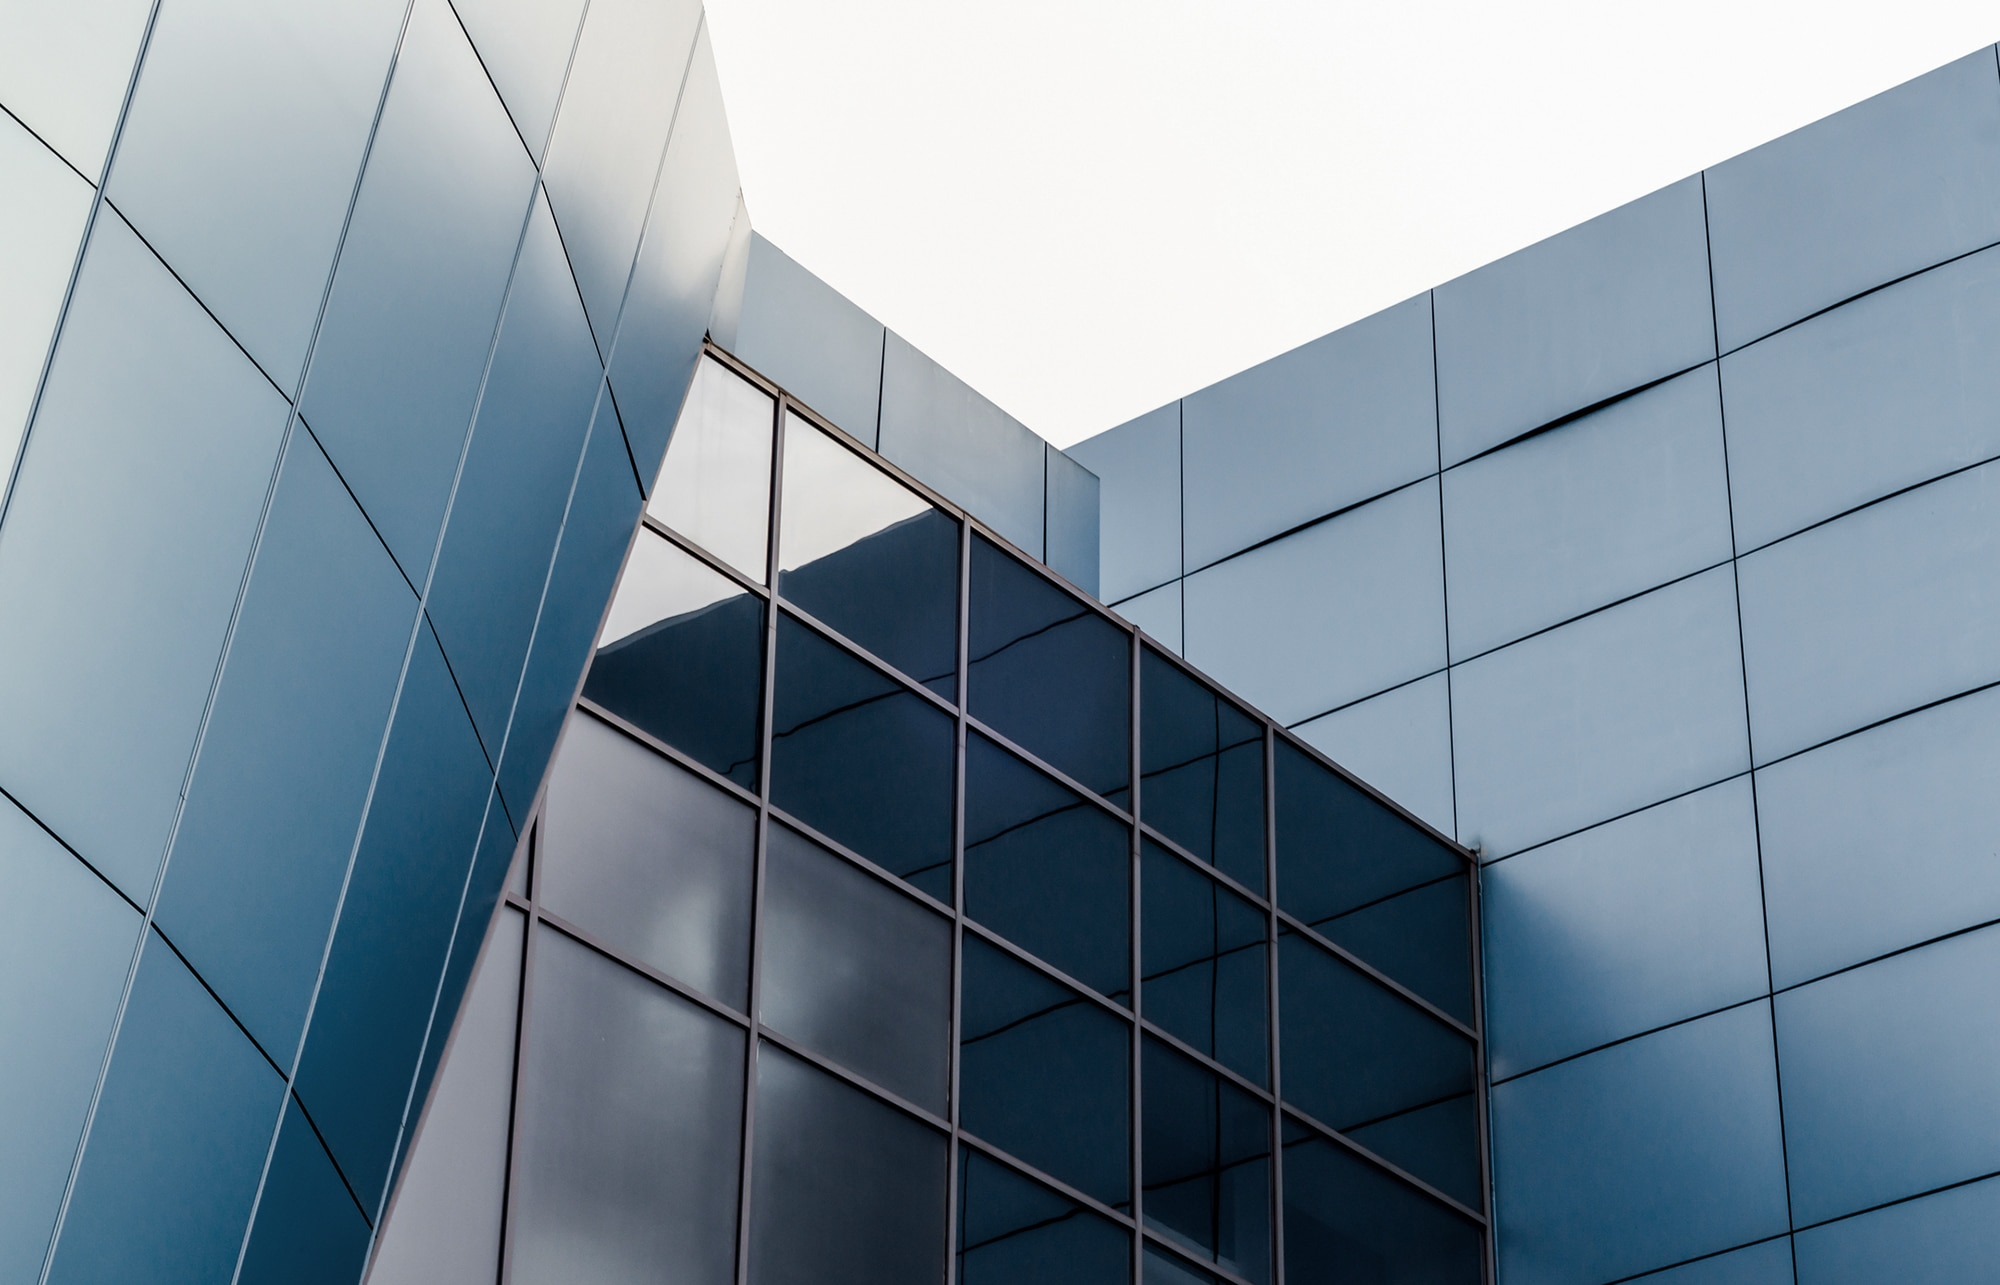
xmin=701 ymin=2 xmax=2000 ymax=448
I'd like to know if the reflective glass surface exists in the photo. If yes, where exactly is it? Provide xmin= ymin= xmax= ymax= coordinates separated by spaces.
xmin=235 ymin=1096 xmax=371 ymax=1285
xmin=1063 ymin=400 xmax=1180 ymax=602
xmin=1757 ymin=684 xmax=2000 ymax=989
xmin=1278 ymin=931 xmax=1479 ymax=1208
xmin=1451 ymin=566 xmax=1749 ymax=857
xmin=0 ymin=0 xmax=152 ymax=177
xmin=291 ymin=623 xmax=494 ymax=1208
xmin=1792 ymin=1172 xmax=2000 ymax=1285
xmin=1181 ymin=293 xmax=1436 ymax=566
xmin=426 ymin=189 xmax=604 ymax=754
xmin=0 ymin=209 xmax=288 ymax=901
xmin=540 ymin=713 xmax=754 ymax=1006
xmin=1274 ymin=742 xmax=1469 ymax=1022
xmin=1775 ymin=926 xmax=2000 ymax=1224
xmin=771 ymin=612 xmax=955 ymax=899
xmin=960 ymin=935 xmax=1130 ymax=1208
xmin=1142 ymin=840 xmax=1266 ymax=1085
xmin=45 ymin=933 xmax=282 ymax=1285
xmin=1441 ymin=365 xmax=1733 ymax=659
xmin=450 ymin=0 xmax=589 ymax=158
xmin=153 ymin=427 xmax=416 ymax=1064
xmin=107 ymin=0 xmax=407 ymax=386
xmin=1143 ymin=1037 xmax=1272 ymax=1283
xmin=748 ymin=1042 xmax=948 ymax=1285
xmin=1141 ymin=646 xmax=1265 ymax=891
xmin=1291 ymin=673 xmax=1454 ymax=837
xmin=761 ymin=822 xmax=953 ymax=1112
xmin=965 ymin=732 xmax=1130 ymax=1000
xmin=0 ymin=111 xmax=91 ymax=478
xmin=1490 ymin=1004 xmax=1789 ymax=1285
xmin=538 ymin=0 xmax=702 ymax=345
xmin=584 ymin=529 xmax=764 ymax=788
xmin=297 ymin=0 xmax=537 ymax=581
xmin=1737 ymin=459 xmax=2000 ymax=763
xmin=1705 ymin=49 xmax=2000 ymax=350
xmin=1143 ymin=1244 xmax=1223 ymax=1285
xmin=1183 ymin=481 xmax=1444 ymax=725
xmin=958 ymin=1148 xmax=1130 ymax=1285
xmin=1433 ymin=176 xmax=1715 ymax=464
xmin=509 ymin=927 xmax=743 ymax=1285
xmin=733 ymin=234 xmax=885 ymax=446
xmin=779 ymin=413 xmax=959 ymax=697
xmin=1483 ymin=779 xmax=1769 ymax=1079
xmin=1721 ymin=243 xmax=2000 ymax=551
xmin=1281 ymin=1122 xmax=1484 ymax=1285
xmin=0 ymin=799 xmax=140 ymax=1285
xmin=970 ymin=533 xmax=1131 ymax=799
xmin=647 ymin=356 xmax=775 ymax=581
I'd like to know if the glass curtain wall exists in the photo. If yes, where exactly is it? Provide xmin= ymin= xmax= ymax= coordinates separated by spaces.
xmin=385 ymin=347 xmax=1489 ymax=1285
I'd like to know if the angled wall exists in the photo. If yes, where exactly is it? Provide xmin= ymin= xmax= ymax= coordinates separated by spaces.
xmin=0 ymin=0 xmax=744 ymax=1278
xmin=1076 ymin=45 xmax=2000 ymax=1285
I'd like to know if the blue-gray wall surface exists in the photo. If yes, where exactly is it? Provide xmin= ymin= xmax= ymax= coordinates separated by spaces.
xmin=1073 ymin=45 xmax=2000 ymax=1285
xmin=0 ymin=0 xmax=744 ymax=1279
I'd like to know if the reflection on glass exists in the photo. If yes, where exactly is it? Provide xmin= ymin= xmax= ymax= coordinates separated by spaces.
xmin=760 ymin=823 xmax=953 ymax=1113
xmin=771 ymin=614 xmax=954 ymax=900
xmin=584 ymin=531 xmax=763 ymax=788
xmin=957 ymin=1148 xmax=1131 ymax=1285
xmin=539 ymin=715 xmax=755 ymax=1008
xmin=960 ymin=936 xmax=1130 ymax=1209
xmin=969 ymin=535 xmax=1130 ymax=801
xmin=1143 ymin=1038 xmax=1272 ymax=1284
xmin=1143 ymin=1242 xmax=1223 ymax=1285
xmin=1281 ymin=1119 xmax=1484 ymax=1284
xmin=778 ymin=414 xmax=959 ymax=697
xmin=965 ymin=733 xmax=1130 ymax=1000
xmin=1278 ymin=932 xmax=1480 ymax=1208
xmin=749 ymin=1043 xmax=948 ymax=1285
xmin=648 ymin=357 xmax=774 ymax=581
xmin=1142 ymin=840 xmax=1267 ymax=1085
xmin=1274 ymin=742 xmax=1471 ymax=1022
xmin=1142 ymin=648 xmax=1265 ymax=892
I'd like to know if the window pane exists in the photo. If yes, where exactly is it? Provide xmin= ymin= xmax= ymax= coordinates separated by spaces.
xmin=1142 ymin=1038 xmax=1272 ymax=1284
xmin=648 ymin=356 xmax=775 ymax=581
xmin=749 ymin=1042 xmax=947 ymax=1285
xmin=1143 ymin=1243 xmax=1222 ymax=1285
xmin=584 ymin=530 xmax=764 ymax=789
xmin=1281 ymin=1121 xmax=1483 ymax=1285
xmin=771 ymin=613 xmax=955 ymax=900
xmin=509 ymin=929 xmax=743 ymax=1285
xmin=1141 ymin=840 xmax=1267 ymax=1086
xmin=760 ymin=823 xmax=952 ymax=1113
xmin=540 ymin=714 xmax=755 ymax=1009
xmin=957 ymin=1148 xmax=1130 ymax=1285
xmin=960 ymin=936 xmax=1130 ymax=1209
xmin=1274 ymin=742 xmax=1470 ymax=1023
xmin=969 ymin=534 xmax=1130 ymax=801
xmin=1278 ymin=932 xmax=1480 ymax=1209
xmin=965 ymin=732 xmax=1130 ymax=1000
xmin=778 ymin=413 xmax=960 ymax=698
xmin=1141 ymin=647 xmax=1265 ymax=892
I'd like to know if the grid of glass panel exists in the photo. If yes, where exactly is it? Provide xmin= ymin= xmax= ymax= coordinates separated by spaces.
xmin=468 ymin=346 xmax=1488 ymax=1285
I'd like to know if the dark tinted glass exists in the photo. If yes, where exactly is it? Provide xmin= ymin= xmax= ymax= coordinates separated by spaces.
xmin=965 ymin=732 xmax=1131 ymax=1000
xmin=749 ymin=1043 xmax=948 ymax=1285
xmin=1278 ymin=932 xmax=1480 ymax=1208
xmin=540 ymin=715 xmax=755 ymax=1008
xmin=1142 ymin=648 xmax=1265 ymax=892
xmin=1281 ymin=1121 xmax=1484 ymax=1285
xmin=960 ymin=936 xmax=1130 ymax=1208
xmin=771 ymin=613 xmax=955 ymax=900
xmin=584 ymin=530 xmax=763 ymax=788
xmin=969 ymin=534 xmax=1130 ymax=800
xmin=1142 ymin=1038 xmax=1272 ymax=1284
xmin=761 ymin=824 xmax=953 ymax=1113
xmin=957 ymin=1148 xmax=1131 ymax=1285
xmin=1142 ymin=840 xmax=1268 ymax=1085
xmin=779 ymin=414 xmax=959 ymax=698
xmin=1274 ymin=741 xmax=1471 ymax=1022
xmin=1143 ymin=1243 xmax=1223 ymax=1284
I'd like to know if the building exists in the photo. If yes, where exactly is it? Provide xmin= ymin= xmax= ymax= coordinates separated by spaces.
xmin=0 ymin=3 xmax=1994 ymax=1284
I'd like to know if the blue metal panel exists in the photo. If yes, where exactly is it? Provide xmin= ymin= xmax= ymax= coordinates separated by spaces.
xmin=0 ymin=109 xmax=92 ymax=481
xmin=1066 ymin=401 xmax=1179 ymax=602
xmin=1793 ymin=1173 xmax=2000 ymax=1285
xmin=734 ymin=234 xmax=886 ymax=447
xmin=1113 ymin=579 xmax=1182 ymax=655
xmin=235 ymin=1097 xmax=373 ymax=1285
xmin=451 ymin=0 xmax=589 ymax=160
xmin=0 ymin=0 xmax=152 ymax=177
xmin=1044 ymin=443 xmax=1100 ymax=596
xmin=1632 ymin=1239 xmax=1795 ymax=1285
